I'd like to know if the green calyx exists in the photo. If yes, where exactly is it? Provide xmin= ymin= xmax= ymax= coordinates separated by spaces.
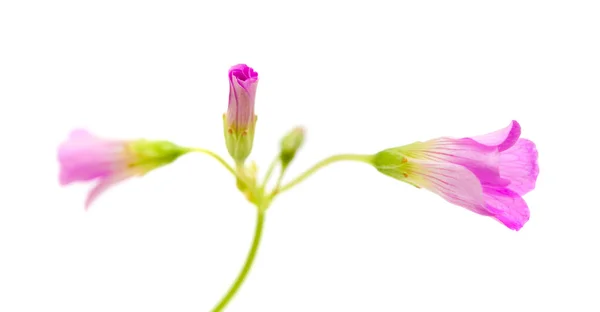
xmin=373 ymin=148 xmax=421 ymax=188
xmin=223 ymin=114 xmax=257 ymax=164
xmin=128 ymin=139 xmax=189 ymax=171
xmin=373 ymin=148 xmax=408 ymax=178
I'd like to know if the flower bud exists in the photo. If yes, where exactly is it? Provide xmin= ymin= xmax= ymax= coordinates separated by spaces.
xmin=279 ymin=127 xmax=305 ymax=168
xmin=223 ymin=64 xmax=259 ymax=164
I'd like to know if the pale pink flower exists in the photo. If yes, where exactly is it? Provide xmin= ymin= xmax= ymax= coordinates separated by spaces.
xmin=374 ymin=121 xmax=539 ymax=230
xmin=58 ymin=129 xmax=186 ymax=209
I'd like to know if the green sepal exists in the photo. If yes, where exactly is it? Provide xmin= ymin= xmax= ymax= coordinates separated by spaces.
xmin=373 ymin=149 xmax=420 ymax=188
xmin=223 ymin=114 xmax=257 ymax=164
xmin=128 ymin=139 xmax=189 ymax=172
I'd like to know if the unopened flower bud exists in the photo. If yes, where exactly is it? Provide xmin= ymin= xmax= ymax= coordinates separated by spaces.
xmin=279 ymin=127 xmax=305 ymax=168
xmin=223 ymin=64 xmax=259 ymax=164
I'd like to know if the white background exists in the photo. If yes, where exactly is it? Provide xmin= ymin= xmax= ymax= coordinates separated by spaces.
xmin=1 ymin=1 xmax=599 ymax=311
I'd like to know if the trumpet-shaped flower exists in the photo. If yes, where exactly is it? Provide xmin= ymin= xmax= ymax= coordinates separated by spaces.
xmin=373 ymin=121 xmax=538 ymax=230
xmin=58 ymin=129 xmax=188 ymax=209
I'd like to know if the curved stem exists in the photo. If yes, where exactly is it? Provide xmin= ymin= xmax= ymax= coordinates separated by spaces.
xmin=212 ymin=210 xmax=265 ymax=312
xmin=188 ymin=148 xmax=254 ymax=191
xmin=276 ymin=153 xmax=374 ymax=195
xmin=188 ymin=148 xmax=236 ymax=176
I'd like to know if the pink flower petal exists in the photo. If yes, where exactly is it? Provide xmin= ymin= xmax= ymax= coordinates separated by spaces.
xmin=68 ymin=128 xmax=95 ymax=140
xmin=483 ymin=187 xmax=530 ymax=230
xmin=58 ymin=130 xmax=129 ymax=185
xmin=85 ymin=171 xmax=135 ymax=210
xmin=471 ymin=120 xmax=521 ymax=152
xmin=399 ymin=139 xmax=510 ymax=189
xmin=227 ymin=64 xmax=258 ymax=130
xmin=499 ymin=139 xmax=539 ymax=195
xmin=403 ymin=159 xmax=488 ymax=215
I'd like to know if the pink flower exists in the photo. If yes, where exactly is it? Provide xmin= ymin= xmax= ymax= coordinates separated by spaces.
xmin=224 ymin=64 xmax=259 ymax=163
xmin=374 ymin=121 xmax=539 ymax=230
xmin=227 ymin=64 xmax=258 ymax=131
xmin=58 ymin=129 xmax=187 ymax=209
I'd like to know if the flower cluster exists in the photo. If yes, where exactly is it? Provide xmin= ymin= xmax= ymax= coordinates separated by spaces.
xmin=57 ymin=64 xmax=539 ymax=311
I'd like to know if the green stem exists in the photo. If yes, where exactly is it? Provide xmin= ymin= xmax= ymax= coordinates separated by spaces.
xmin=273 ymin=169 xmax=285 ymax=192
xmin=276 ymin=154 xmax=374 ymax=195
xmin=212 ymin=209 xmax=266 ymax=312
xmin=188 ymin=148 xmax=236 ymax=176
xmin=260 ymin=156 xmax=280 ymax=190
xmin=189 ymin=148 xmax=254 ymax=190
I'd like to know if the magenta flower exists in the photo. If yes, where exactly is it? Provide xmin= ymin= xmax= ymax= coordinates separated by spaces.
xmin=224 ymin=64 xmax=259 ymax=163
xmin=58 ymin=129 xmax=187 ymax=209
xmin=227 ymin=64 xmax=258 ymax=131
xmin=374 ymin=121 xmax=539 ymax=230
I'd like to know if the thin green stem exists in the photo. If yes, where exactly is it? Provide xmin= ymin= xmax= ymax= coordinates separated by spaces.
xmin=260 ymin=156 xmax=280 ymax=190
xmin=212 ymin=209 xmax=266 ymax=312
xmin=273 ymin=170 xmax=285 ymax=192
xmin=262 ymin=165 xmax=286 ymax=211
xmin=188 ymin=148 xmax=236 ymax=176
xmin=276 ymin=153 xmax=374 ymax=195
xmin=188 ymin=148 xmax=253 ymax=191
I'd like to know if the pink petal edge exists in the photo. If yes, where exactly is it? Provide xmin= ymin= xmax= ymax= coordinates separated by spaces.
xmin=483 ymin=187 xmax=530 ymax=231
xmin=499 ymin=138 xmax=539 ymax=196
xmin=84 ymin=171 xmax=133 ymax=210
xmin=471 ymin=120 xmax=521 ymax=152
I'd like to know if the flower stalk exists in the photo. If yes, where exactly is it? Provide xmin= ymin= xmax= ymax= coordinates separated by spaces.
xmin=275 ymin=153 xmax=375 ymax=195
xmin=212 ymin=209 xmax=266 ymax=312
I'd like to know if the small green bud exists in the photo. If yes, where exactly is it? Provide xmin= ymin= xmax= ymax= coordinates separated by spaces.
xmin=279 ymin=127 xmax=305 ymax=168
